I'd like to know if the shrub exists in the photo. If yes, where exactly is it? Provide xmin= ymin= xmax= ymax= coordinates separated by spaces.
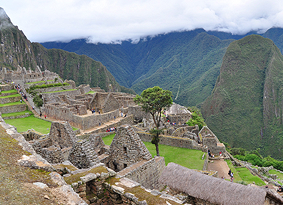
xmin=33 ymin=94 xmax=43 ymax=107
xmin=186 ymin=107 xmax=206 ymax=130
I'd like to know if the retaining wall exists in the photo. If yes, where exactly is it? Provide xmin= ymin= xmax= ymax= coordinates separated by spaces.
xmin=138 ymin=132 xmax=203 ymax=150
xmin=0 ymin=96 xmax=21 ymax=104
xmin=0 ymin=104 xmax=27 ymax=114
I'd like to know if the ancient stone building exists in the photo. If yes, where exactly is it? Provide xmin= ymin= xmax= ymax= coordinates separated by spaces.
xmin=107 ymin=124 xmax=152 ymax=172
xmin=166 ymin=102 xmax=192 ymax=125
xmin=199 ymin=126 xmax=226 ymax=155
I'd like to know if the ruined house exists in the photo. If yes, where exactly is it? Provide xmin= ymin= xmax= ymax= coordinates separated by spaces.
xmin=159 ymin=163 xmax=283 ymax=205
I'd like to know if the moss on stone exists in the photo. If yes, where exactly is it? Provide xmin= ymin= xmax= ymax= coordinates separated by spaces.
xmin=64 ymin=166 xmax=108 ymax=185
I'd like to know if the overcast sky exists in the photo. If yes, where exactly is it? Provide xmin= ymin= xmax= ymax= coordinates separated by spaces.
xmin=2 ymin=0 xmax=283 ymax=43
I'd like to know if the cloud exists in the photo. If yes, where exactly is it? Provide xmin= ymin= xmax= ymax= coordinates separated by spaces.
xmin=2 ymin=0 xmax=283 ymax=43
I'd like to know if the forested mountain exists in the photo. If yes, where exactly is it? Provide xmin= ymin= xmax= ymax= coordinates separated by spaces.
xmin=42 ymin=28 xmax=283 ymax=107
xmin=0 ymin=8 xmax=133 ymax=94
xmin=201 ymin=35 xmax=283 ymax=160
xmin=42 ymin=30 xmax=237 ymax=106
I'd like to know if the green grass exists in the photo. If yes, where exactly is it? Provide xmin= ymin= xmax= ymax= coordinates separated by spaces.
xmin=143 ymin=142 xmax=205 ymax=170
xmin=25 ymin=81 xmax=46 ymax=84
xmin=235 ymin=167 xmax=265 ymax=186
xmin=43 ymin=89 xmax=77 ymax=94
xmin=2 ymin=110 xmax=33 ymax=118
xmin=86 ymin=90 xmax=96 ymax=94
xmin=0 ymin=94 xmax=20 ymax=98
xmin=103 ymin=133 xmax=115 ymax=145
xmin=5 ymin=115 xmax=78 ymax=134
xmin=0 ymin=89 xmax=17 ymax=94
xmin=102 ymin=134 xmax=205 ymax=170
xmin=5 ymin=115 xmax=52 ymax=134
xmin=226 ymin=160 xmax=242 ymax=182
xmin=0 ymin=101 xmax=25 ymax=107
xmin=269 ymin=169 xmax=283 ymax=180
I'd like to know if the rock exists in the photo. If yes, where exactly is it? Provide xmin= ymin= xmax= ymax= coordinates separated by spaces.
xmin=33 ymin=182 xmax=48 ymax=189
xmin=44 ymin=195 xmax=50 ymax=200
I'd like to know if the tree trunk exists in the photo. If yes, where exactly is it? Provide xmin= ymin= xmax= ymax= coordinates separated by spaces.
xmin=155 ymin=143 xmax=160 ymax=156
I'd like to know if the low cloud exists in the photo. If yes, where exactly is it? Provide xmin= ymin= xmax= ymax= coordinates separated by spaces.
xmin=2 ymin=0 xmax=283 ymax=43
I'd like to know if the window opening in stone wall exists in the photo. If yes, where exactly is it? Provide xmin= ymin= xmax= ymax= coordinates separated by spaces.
xmin=123 ymin=146 xmax=127 ymax=154
xmin=124 ymin=164 xmax=127 ymax=168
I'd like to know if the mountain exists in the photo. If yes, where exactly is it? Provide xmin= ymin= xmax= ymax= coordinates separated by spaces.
xmin=42 ymin=30 xmax=239 ymax=106
xmin=0 ymin=8 xmax=132 ymax=93
xmin=201 ymin=35 xmax=283 ymax=160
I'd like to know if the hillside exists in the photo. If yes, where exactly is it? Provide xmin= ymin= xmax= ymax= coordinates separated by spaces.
xmin=201 ymin=35 xmax=283 ymax=160
xmin=42 ymin=30 xmax=234 ymax=106
xmin=0 ymin=8 xmax=133 ymax=94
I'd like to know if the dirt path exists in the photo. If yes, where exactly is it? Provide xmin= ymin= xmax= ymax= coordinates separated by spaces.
xmin=207 ymin=158 xmax=230 ymax=179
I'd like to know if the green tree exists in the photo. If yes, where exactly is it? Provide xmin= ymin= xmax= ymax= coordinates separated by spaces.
xmin=134 ymin=86 xmax=173 ymax=156
xmin=186 ymin=107 xmax=206 ymax=130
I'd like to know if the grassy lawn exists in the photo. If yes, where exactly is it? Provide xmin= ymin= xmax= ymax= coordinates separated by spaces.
xmin=226 ymin=160 xmax=242 ymax=182
xmin=5 ymin=115 xmax=52 ymax=134
xmin=0 ymin=89 xmax=17 ymax=94
xmin=269 ymin=169 xmax=283 ymax=180
xmin=102 ymin=134 xmax=205 ymax=170
xmin=0 ymin=101 xmax=25 ymax=107
xmin=236 ymin=167 xmax=266 ymax=186
xmin=43 ymin=89 xmax=77 ymax=94
xmin=2 ymin=110 xmax=33 ymax=118
xmin=5 ymin=115 xmax=77 ymax=134
xmin=103 ymin=133 xmax=115 ymax=145
xmin=0 ymin=94 xmax=20 ymax=98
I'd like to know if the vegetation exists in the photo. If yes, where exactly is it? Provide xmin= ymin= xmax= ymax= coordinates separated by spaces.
xmin=1 ymin=110 xmax=33 ymax=118
xmin=0 ymin=93 xmax=20 ymax=98
xmin=235 ymin=167 xmax=265 ymax=186
xmin=43 ymin=89 xmax=77 ymax=94
xmin=186 ymin=106 xmax=206 ymax=130
xmin=0 ymin=89 xmax=17 ymax=94
xmin=33 ymin=94 xmax=43 ymax=107
xmin=5 ymin=115 xmax=78 ymax=134
xmin=27 ymin=82 xmax=69 ymax=92
xmin=134 ymin=86 xmax=173 ymax=156
xmin=201 ymin=35 xmax=283 ymax=160
xmin=5 ymin=115 xmax=52 ymax=134
xmin=0 ymin=101 xmax=24 ymax=107
xmin=0 ymin=125 xmax=59 ymax=204
xmin=102 ymin=135 xmax=205 ymax=170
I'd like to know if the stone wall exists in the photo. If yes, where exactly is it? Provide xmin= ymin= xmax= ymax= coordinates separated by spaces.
xmin=128 ymin=106 xmax=151 ymax=120
xmin=34 ymin=85 xmax=73 ymax=93
xmin=0 ymin=103 xmax=27 ymax=114
xmin=0 ymin=95 xmax=21 ymax=104
xmin=108 ymin=125 xmax=152 ymax=172
xmin=138 ymin=132 xmax=203 ymax=150
xmin=118 ymin=156 xmax=166 ymax=190
xmin=42 ymin=89 xmax=81 ymax=103
xmin=0 ymin=84 xmax=14 ymax=91
xmin=167 ymin=113 xmax=191 ymax=125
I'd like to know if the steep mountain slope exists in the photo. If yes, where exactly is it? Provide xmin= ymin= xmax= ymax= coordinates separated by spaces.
xmin=0 ymin=8 xmax=131 ymax=93
xmin=201 ymin=35 xmax=283 ymax=159
xmin=42 ymin=30 xmax=234 ymax=106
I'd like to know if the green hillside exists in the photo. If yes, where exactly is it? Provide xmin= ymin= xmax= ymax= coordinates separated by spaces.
xmin=0 ymin=9 xmax=133 ymax=94
xmin=201 ymin=35 xmax=283 ymax=160
xmin=42 ymin=30 xmax=233 ymax=106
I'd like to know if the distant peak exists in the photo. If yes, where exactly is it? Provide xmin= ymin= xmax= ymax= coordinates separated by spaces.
xmin=0 ymin=7 xmax=14 ymax=29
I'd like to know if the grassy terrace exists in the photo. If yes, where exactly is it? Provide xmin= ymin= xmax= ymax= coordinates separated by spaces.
xmin=2 ymin=110 xmax=33 ymax=118
xmin=5 ymin=115 xmax=78 ymax=134
xmin=25 ymin=80 xmax=54 ymax=85
xmin=0 ymin=93 xmax=20 ymax=98
xmin=102 ymin=134 xmax=205 ymax=170
xmin=226 ymin=160 xmax=265 ymax=186
xmin=0 ymin=89 xmax=18 ymax=94
xmin=43 ymin=89 xmax=77 ymax=94
xmin=0 ymin=101 xmax=25 ymax=107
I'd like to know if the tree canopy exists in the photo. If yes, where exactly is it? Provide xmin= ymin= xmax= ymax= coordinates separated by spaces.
xmin=134 ymin=86 xmax=173 ymax=156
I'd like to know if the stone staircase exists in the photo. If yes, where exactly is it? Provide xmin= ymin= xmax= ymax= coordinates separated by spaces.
xmin=81 ymin=140 xmax=100 ymax=166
